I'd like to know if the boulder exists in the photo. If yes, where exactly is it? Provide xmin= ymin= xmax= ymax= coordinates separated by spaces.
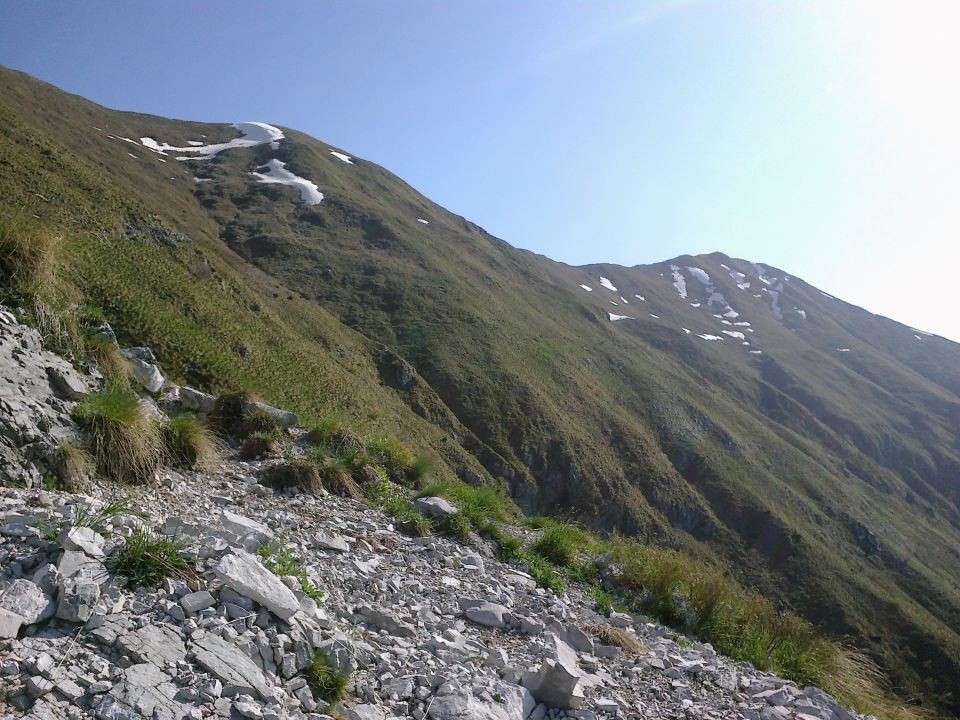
xmin=465 ymin=601 xmax=510 ymax=629
xmin=312 ymin=530 xmax=350 ymax=552
xmin=0 ymin=607 xmax=23 ymax=638
xmin=99 ymin=662 xmax=192 ymax=720
xmin=59 ymin=525 xmax=106 ymax=557
xmin=192 ymin=632 xmax=274 ymax=699
xmin=244 ymin=400 xmax=299 ymax=428
xmin=122 ymin=353 xmax=165 ymax=393
xmin=428 ymin=682 xmax=534 ymax=720
xmin=213 ymin=550 xmax=300 ymax=620
xmin=46 ymin=365 xmax=88 ymax=400
xmin=0 ymin=579 xmax=56 ymax=624
xmin=412 ymin=496 xmax=458 ymax=519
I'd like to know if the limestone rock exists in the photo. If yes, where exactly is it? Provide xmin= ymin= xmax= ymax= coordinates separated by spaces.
xmin=0 ymin=578 xmax=56 ymax=624
xmin=412 ymin=496 xmax=458 ymax=519
xmin=213 ymin=549 xmax=300 ymax=620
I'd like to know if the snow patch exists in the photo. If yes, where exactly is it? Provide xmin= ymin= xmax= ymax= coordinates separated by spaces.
xmin=608 ymin=313 xmax=634 ymax=321
xmin=417 ymin=218 xmax=430 ymax=225
xmin=649 ymin=314 xmax=660 ymax=319
xmin=619 ymin=296 xmax=629 ymax=304
xmin=721 ymin=263 xmax=751 ymax=290
xmin=690 ymin=302 xmax=701 ymax=308
xmin=580 ymin=285 xmax=593 ymax=292
xmin=329 ymin=150 xmax=353 ymax=164
xmin=126 ymin=152 xmax=138 ymax=159
xmin=837 ymin=348 xmax=851 ymax=352
xmin=682 ymin=328 xmax=691 ymax=334
xmin=599 ymin=276 xmax=618 ymax=292
xmin=687 ymin=267 xmax=711 ymax=284
xmin=669 ymin=265 xmax=687 ymax=299
xmin=749 ymin=350 xmax=762 ymax=354
xmin=250 ymin=159 xmax=324 ymax=205
xmin=722 ymin=330 xmax=746 ymax=340
xmin=698 ymin=334 xmax=724 ymax=341
xmin=753 ymin=263 xmax=777 ymax=286
xmin=634 ymin=294 xmax=645 ymax=301
xmin=796 ymin=309 xmax=807 ymax=319
xmin=141 ymin=122 xmax=285 ymax=161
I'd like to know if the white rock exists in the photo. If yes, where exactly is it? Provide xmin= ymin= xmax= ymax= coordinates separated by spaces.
xmin=213 ymin=550 xmax=300 ymax=620
xmin=0 ymin=579 xmax=55 ymax=624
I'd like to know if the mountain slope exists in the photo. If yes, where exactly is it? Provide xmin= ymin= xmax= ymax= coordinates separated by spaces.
xmin=1 ymin=67 xmax=958 ymax=715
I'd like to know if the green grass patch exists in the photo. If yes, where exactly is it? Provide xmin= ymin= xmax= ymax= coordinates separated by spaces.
xmin=256 ymin=543 xmax=323 ymax=600
xmin=382 ymin=496 xmax=434 ymax=537
xmin=72 ymin=382 xmax=161 ymax=483
xmin=112 ymin=528 xmax=190 ymax=587
xmin=415 ymin=478 xmax=518 ymax=532
xmin=305 ymin=651 xmax=348 ymax=703
xmin=531 ymin=522 xmax=588 ymax=567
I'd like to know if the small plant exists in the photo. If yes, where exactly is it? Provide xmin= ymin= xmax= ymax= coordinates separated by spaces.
xmin=54 ymin=440 xmax=92 ymax=490
xmin=305 ymin=651 xmax=348 ymax=703
xmin=111 ymin=528 xmax=190 ymax=587
xmin=72 ymin=382 xmax=161 ymax=483
xmin=524 ymin=553 xmax=565 ymax=595
xmin=86 ymin=334 xmax=128 ymax=382
xmin=162 ymin=412 xmax=220 ymax=469
xmin=406 ymin=454 xmax=431 ymax=486
xmin=439 ymin=512 xmax=471 ymax=540
xmin=256 ymin=544 xmax=323 ymax=600
xmin=238 ymin=430 xmax=278 ymax=460
xmin=359 ymin=464 xmax=390 ymax=502
xmin=316 ymin=456 xmax=363 ymax=499
xmin=72 ymin=499 xmax=137 ymax=534
xmin=263 ymin=460 xmax=323 ymax=495
xmin=494 ymin=533 xmax=525 ymax=562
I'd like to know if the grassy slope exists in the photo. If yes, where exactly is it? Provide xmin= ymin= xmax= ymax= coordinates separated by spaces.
xmin=2 ymin=66 xmax=959 ymax=714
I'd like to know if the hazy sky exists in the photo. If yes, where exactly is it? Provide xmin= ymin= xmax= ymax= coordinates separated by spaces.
xmin=2 ymin=1 xmax=958 ymax=339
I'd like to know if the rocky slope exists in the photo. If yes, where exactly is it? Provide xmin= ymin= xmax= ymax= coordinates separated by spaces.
xmin=0 ymin=65 xmax=958 ymax=714
xmin=0 ymin=314 xmax=873 ymax=720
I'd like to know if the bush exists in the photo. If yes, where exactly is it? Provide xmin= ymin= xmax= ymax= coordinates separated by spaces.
xmin=54 ymin=440 xmax=91 ymax=491
xmin=112 ymin=528 xmax=190 ymax=587
xmin=162 ymin=413 xmax=220 ymax=469
xmin=238 ymin=430 xmax=278 ymax=460
xmin=256 ymin=544 xmax=322 ymax=600
xmin=531 ymin=522 xmax=586 ymax=567
xmin=305 ymin=651 xmax=348 ymax=703
xmin=262 ymin=460 xmax=322 ymax=495
xmin=72 ymin=382 xmax=161 ymax=483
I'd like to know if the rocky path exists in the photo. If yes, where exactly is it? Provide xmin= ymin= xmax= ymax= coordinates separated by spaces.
xmin=0 ymin=313 xmax=869 ymax=720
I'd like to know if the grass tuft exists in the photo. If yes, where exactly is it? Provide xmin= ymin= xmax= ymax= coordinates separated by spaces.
xmin=112 ymin=528 xmax=190 ymax=587
xmin=238 ymin=430 xmax=278 ymax=460
xmin=54 ymin=440 xmax=92 ymax=491
xmin=531 ymin=522 xmax=588 ymax=567
xmin=588 ymin=623 xmax=644 ymax=654
xmin=256 ymin=543 xmax=323 ymax=600
xmin=0 ymin=213 xmax=59 ymax=297
xmin=305 ymin=651 xmax=348 ymax=704
xmin=162 ymin=412 xmax=220 ymax=469
xmin=383 ymin=496 xmax=434 ymax=537
xmin=72 ymin=382 xmax=161 ymax=483
xmin=263 ymin=459 xmax=323 ymax=495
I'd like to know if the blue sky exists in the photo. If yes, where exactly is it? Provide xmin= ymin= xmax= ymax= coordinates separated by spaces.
xmin=2 ymin=0 xmax=958 ymax=339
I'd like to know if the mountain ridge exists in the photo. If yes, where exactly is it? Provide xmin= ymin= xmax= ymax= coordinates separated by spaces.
xmin=1 ymin=66 xmax=958 ymax=715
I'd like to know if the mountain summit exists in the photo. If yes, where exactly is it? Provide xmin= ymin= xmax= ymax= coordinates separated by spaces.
xmin=1 ymin=66 xmax=958 ymax=715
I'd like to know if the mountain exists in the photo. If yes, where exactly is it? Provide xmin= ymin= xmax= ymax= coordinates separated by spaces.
xmin=1 ymin=66 xmax=958 ymax=715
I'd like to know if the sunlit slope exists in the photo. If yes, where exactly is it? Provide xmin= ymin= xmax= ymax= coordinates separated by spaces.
xmin=1 ymin=66 xmax=958 ymax=712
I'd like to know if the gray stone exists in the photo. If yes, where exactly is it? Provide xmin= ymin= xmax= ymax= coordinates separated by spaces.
xmin=428 ymin=682 xmax=534 ymax=719
xmin=0 ymin=608 xmax=23 ymax=639
xmin=0 ymin=578 xmax=56 ymax=624
xmin=122 ymin=354 xmax=165 ymax=393
xmin=346 ymin=704 xmax=388 ymax=720
xmin=101 ymin=663 xmax=192 ymax=720
xmin=178 ymin=386 xmax=216 ymax=413
xmin=465 ymin=601 xmax=509 ymax=629
xmin=46 ymin=365 xmax=88 ymax=399
xmin=57 ymin=577 xmax=100 ymax=622
xmin=357 ymin=605 xmax=417 ymax=638
xmin=26 ymin=675 xmax=54 ymax=699
xmin=244 ymin=400 xmax=299 ymax=428
xmin=412 ymin=496 xmax=458 ymax=519
xmin=312 ymin=530 xmax=350 ymax=552
xmin=191 ymin=631 xmax=274 ymax=699
xmin=180 ymin=590 xmax=216 ymax=614
xmin=220 ymin=510 xmax=274 ymax=544
xmin=213 ymin=550 xmax=300 ymax=620
xmin=59 ymin=525 xmax=106 ymax=557
xmin=115 ymin=622 xmax=187 ymax=666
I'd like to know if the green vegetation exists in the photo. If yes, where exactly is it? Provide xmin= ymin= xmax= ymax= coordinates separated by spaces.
xmin=161 ymin=412 xmax=220 ymax=469
xmin=438 ymin=511 xmax=471 ymax=540
xmin=305 ymin=651 xmax=348 ymax=704
xmin=238 ymin=430 xmax=279 ymax=460
xmin=530 ymin=521 xmax=589 ymax=567
xmin=71 ymin=499 xmax=136 ymax=534
xmin=588 ymin=623 xmax=644 ymax=654
xmin=112 ymin=528 xmax=190 ymax=587
xmin=263 ymin=459 xmax=322 ymax=495
xmin=256 ymin=544 xmax=323 ymax=600
xmin=72 ymin=382 xmax=161 ymax=483
xmin=589 ymin=586 xmax=613 ymax=616
xmin=382 ymin=496 xmax=434 ymax=537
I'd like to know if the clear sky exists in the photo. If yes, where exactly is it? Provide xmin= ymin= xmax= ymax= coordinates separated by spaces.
xmin=2 ymin=1 xmax=958 ymax=339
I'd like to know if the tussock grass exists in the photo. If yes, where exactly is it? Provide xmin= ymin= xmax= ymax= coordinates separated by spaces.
xmin=256 ymin=544 xmax=323 ymax=600
xmin=238 ymin=430 xmax=279 ymax=460
xmin=112 ymin=528 xmax=191 ymax=587
xmin=305 ymin=651 xmax=348 ymax=703
xmin=415 ymin=478 xmax=518 ymax=532
xmin=72 ymin=382 xmax=161 ymax=483
xmin=162 ymin=412 xmax=220 ymax=469
xmin=383 ymin=496 xmax=434 ymax=537
xmin=263 ymin=459 xmax=322 ymax=495
xmin=210 ymin=391 xmax=282 ymax=439
xmin=366 ymin=435 xmax=414 ymax=483
xmin=54 ymin=440 xmax=91 ymax=491
xmin=531 ymin=521 xmax=589 ymax=567
xmin=438 ymin=512 xmax=471 ymax=540
xmin=588 ymin=623 xmax=644 ymax=654
xmin=0 ymin=213 xmax=59 ymax=296
xmin=86 ymin=334 xmax=129 ymax=382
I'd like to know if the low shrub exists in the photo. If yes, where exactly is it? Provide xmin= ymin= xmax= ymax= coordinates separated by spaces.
xmin=112 ymin=528 xmax=190 ymax=587
xmin=531 ymin=522 xmax=587 ymax=567
xmin=256 ymin=544 xmax=323 ymax=600
xmin=72 ymin=382 xmax=161 ymax=483
xmin=162 ymin=412 xmax=220 ymax=469
xmin=305 ymin=651 xmax=348 ymax=703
